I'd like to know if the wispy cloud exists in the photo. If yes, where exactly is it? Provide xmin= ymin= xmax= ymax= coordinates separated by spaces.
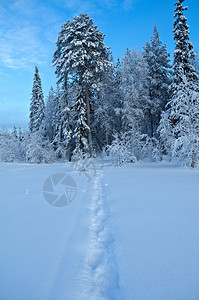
xmin=0 ymin=25 xmax=49 ymax=69
xmin=0 ymin=0 xmax=141 ymax=71
xmin=122 ymin=0 xmax=141 ymax=10
xmin=0 ymin=0 xmax=63 ymax=70
xmin=0 ymin=70 xmax=11 ymax=79
xmin=9 ymin=0 xmax=36 ymax=16
xmin=61 ymin=0 xmax=137 ymax=17
xmin=63 ymin=0 xmax=117 ymax=11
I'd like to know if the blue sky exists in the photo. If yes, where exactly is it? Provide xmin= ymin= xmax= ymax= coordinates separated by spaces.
xmin=0 ymin=0 xmax=199 ymax=130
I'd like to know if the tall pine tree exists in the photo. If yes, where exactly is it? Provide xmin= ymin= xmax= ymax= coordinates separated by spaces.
xmin=52 ymin=14 xmax=111 ymax=157
xmin=173 ymin=0 xmax=197 ymax=85
xmin=29 ymin=66 xmax=45 ymax=133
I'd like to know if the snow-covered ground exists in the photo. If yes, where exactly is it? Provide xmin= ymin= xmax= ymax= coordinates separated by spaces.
xmin=0 ymin=161 xmax=199 ymax=300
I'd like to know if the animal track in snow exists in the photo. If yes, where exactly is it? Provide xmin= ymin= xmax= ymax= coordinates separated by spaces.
xmin=79 ymin=169 xmax=120 ymax=300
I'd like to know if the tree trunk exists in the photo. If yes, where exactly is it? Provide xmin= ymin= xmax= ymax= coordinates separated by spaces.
xmin=68 ymin=145 xmax=71 ymax=162
xmin=191 ymin=141 xmax=197 ymax=168
xmin=150 ymin=111 xmax=154 ymax=137
xmin=106 ymin=131 xmax=109 ymax=147
xmin=86 ymin=83 xmax=93 ymax=157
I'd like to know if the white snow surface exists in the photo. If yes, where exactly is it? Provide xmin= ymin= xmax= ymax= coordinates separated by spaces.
xmin=0 ymin=161 xmax=199 ymax=300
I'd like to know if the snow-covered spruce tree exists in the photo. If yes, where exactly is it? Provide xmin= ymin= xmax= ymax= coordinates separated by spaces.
xmin=159 ymin=0 xmax=199 ymax=167
xmin=29 ymin=66 xmax=45 ymax=133
xmin=172 ymin=0 xmax=199 ymax=167
xmin=173 ymin=0 xmax=198 ymax=85
xmin=52 ymin=14 xmax=111 ymax=157
xmin=143 ymin=25 xmax=172 ymax=137
xmin=28 ymin=67 xmax=56 ymax=163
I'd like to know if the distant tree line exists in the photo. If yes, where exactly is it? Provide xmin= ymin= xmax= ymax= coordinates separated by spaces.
xmin=1 ymin=0 xmax=199 ymax=167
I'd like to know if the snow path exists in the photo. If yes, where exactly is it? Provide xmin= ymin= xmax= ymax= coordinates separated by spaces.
xmin=78 ymin=168 xmax=120 ymax=300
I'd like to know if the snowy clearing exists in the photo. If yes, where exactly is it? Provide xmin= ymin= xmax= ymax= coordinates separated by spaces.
xmin=0 ymin=162 xmax=199 ymax=300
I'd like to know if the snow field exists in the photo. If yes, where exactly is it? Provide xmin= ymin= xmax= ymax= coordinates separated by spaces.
xmin=0 ymin=162 xmax=199 ymax=300
xmin=0 ymin=163 xmax=91 ymax=300
xmin=105 ymin=163 xmax=199 ymax=300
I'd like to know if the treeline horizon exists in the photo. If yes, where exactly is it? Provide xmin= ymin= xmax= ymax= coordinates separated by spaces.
xmin=0 ymin=0 xmax=199 ymax=168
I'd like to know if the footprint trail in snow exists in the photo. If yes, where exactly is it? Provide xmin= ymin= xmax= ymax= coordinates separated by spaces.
xmin=78 ymin=169 xmax=120 ymax=300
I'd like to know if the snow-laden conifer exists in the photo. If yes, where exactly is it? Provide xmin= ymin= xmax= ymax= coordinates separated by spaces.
xmin=159 ymin=0 xmax=199 ymax=167
xmin=173 ymin=0 xmax=197 ymax=85
xmin=29 ymin=66 xmax=45 ymax=133
xmin=52 ymin=13 xmax=111 ymax=157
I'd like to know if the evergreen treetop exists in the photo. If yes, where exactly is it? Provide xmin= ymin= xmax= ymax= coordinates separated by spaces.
xmin=29 ymin=66 xmax=45 ymax=133
xmin=173 ymin=0 xmax=198 ymax=85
